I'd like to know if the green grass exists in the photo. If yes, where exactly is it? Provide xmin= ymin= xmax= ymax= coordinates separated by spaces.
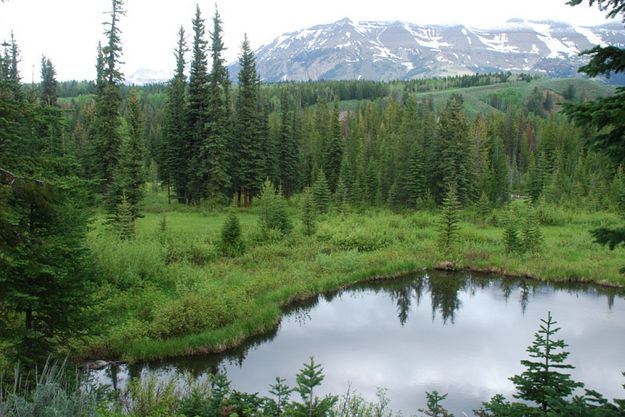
xmin=84 ymin=191 xmax=625 ymax=362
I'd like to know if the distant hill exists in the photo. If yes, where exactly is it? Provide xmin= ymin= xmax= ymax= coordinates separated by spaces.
xmin=228 ymin=18 xmax=625 ymax=82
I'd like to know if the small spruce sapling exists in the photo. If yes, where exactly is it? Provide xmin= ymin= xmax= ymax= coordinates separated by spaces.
xmin=219 ymin=212 xmax=245 ymax=257
xmin=419 ymin=391 xmax=454 ymax=417
xmin=116 ymin=193 xmax=135 ymax=240
xmin=312 ymin=170 xmax=331 ymax=214
xmin=301 ymin=189 xmax=317 ymax=236
xmin=510 ymin=312 xmax=583 ymax=412
xmin=438 ymin=184 xmax=460 ymax=253
xmin=293 ymin=357 xmax=337 ymax=417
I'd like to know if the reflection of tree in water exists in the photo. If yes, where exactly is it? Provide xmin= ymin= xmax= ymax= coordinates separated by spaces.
xmin=519 ymin=281 xmax=531 ymax=315
xmin=385 ymin=275 xmax=427 ymax=326
xmin=428 ymin=273 xmax=467 ymax=324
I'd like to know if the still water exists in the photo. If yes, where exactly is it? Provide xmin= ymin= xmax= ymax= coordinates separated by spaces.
xmin=94 ymin=271 xmax=625 ymax=415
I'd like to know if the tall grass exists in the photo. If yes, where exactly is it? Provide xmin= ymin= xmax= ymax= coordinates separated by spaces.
xmin=84 ymin=190 xmax=625 ymax=361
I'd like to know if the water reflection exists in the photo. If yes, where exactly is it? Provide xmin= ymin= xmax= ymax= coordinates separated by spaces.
xmin=92 ymin=271 xmax=625 ymax=416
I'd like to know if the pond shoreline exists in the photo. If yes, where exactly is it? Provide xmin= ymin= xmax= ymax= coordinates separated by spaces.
xmin=85 ymin=260 xmax=624 ymax=366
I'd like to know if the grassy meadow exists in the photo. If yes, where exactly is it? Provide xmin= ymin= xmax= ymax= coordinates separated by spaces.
xmin=83 ymin=189 xmax=625 ymax=362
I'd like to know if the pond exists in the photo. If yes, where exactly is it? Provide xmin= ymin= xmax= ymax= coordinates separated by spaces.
xmin=93 ymin=271 xmax=625 ymax=415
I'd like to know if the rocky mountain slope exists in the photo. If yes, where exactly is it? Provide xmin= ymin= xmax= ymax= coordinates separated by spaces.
xmin=238 ymin=18 xmax=625 ymax=82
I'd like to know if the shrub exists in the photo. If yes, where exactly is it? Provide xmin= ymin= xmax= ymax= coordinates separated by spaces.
xmin=219 ymin=212 xmax=245 ymax=257
xmin=257 ymin=179 xmax=293 ymax=236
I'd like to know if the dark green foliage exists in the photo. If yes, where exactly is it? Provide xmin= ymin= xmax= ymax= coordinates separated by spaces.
xmin=257 ymin=179 xmax=292 ymax=236
xmin=40 ymin=56 xmax=57 ymax=107
xmin=236 ymin=35 xmax=264 ymax=207
xmin=323 ymin=97 xmax=344 ymax=194
xmin=521 ymin=205 xmax=543 ymax=254
xmin=90 ymin=0 xmax=125 ymax=188
xmin=204 ymin=6 xmax=231 ymax=198
xmin=278 ymin=93 xmax=300 ymax=198
xmin=487 ymin=135 xmax=509 ymax=206
xmin=503 ymin=216 xmax=521 ymax=254
xmin=0 ymin=180 xmax=94 ymax=365
xmin=292 ymin=357 xmax=337 ymax=417
xmin=219 ymin=212 xmax=245 ymax=257
xmin=162 ymin=27 xmax=188 ymax=203
xmin=419 ymin=391 xmax=454 ymax=417
xmin=186 ymin=5 xmax=210 ymax=203
xmin=312 ymin=170 xmax=331 ymax=214
xmin=301 ymin=189 xmax=317 ymax=236
xmin=107 ymin=91 xmax=145 ymax=220
xmin=436 ymin=94 xmax=474 ymax=205
xmin=510 ymin=312 xmax=583 ymax=412
xmin=438 ymin=184 xmax=461 ymax=252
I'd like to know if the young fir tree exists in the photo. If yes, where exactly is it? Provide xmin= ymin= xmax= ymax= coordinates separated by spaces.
xmin=292 ymin=357 xmax=337 ymax=417
xmin=91 ymin=0 xmax=125 ymax=189
xmin=108 ymin=91 xmax=145 ymax=220
xmin=116 ymin=192 xmax=135 ymax=240
xmin=323 ymin=96 xmax=343 ymax=194
xmin=477 ymin=191 xmax=491 ymax=225
xmin=312 ymin=170 xmax=331 ymax=214
xmin=257 ymin=179 xmax=292 ymax=236
xmin=509 ymin=312 xmax=583 ymax=413
xmin=236 ymin=34 xmax=263 ymax=207
xmin=488 ymin=135 xmax=509 ymax=206
xmin=438 ymin=184 xmax=461 ymax=253
xmin=521 ymin=204 xmax=543 ymax=255
xmin=503 ymin=215 xmax=521 ymax=254
xmin=269 ymin=377 xmax=292 ymax=417
xmin=219 ymin=211 xmax=245 ymax=257
xmin=186 ymin=5 xmax=210 ymax=202
xmin=162 ymin=27 xmax=188 ymax=204
xmin=301 ymin=188 xmax=317 ymax=236
xmin=418 ymin=391 xmax=454 ymax=417
xmin=204 ymin=5 xmax=231 ymax=198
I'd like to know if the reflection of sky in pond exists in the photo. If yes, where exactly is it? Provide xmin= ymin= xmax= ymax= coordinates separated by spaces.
xmin=93 ymin=273 xmax=625 ymax=416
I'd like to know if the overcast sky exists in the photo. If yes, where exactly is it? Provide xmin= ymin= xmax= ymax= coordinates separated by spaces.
xmin=0 ymin=0 xmax=618 ymax=82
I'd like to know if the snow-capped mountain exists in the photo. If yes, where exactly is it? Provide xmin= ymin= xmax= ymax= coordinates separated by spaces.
xmin=237 ymin=18 xmax=625 ymax=82
xmin=126 ymin=69 xmax=171 ymax=85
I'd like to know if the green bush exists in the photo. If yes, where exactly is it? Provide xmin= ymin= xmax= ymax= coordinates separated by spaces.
xmin=257 ymin=180 xmax=293 ymax=236
xmin=149 ymin=293 xmax=228 ymax=338
xmin=219 ymin=212 xmax=245 ymax=257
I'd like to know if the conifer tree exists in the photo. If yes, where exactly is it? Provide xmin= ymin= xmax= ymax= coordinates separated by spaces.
xmin=40 ymin=56 xmax=57 ymax=107
xmin=257 ymin=179 xmax=292 ymax=236
xmin=510 ymin=312 xmax=583 ymax=412
xmin=279 ymin=93 xmax=300 ymax=198
xmin=269 ymin=377 xmax=292 ymax=417
xmin=301 ymin=189 xmax=317 ymax=236
xmin=186 ymin=5 xmax=210 ymax=202
xmin=323 ymin=96 xmax=343 ymax=193
xmin=488 ymin=135 xmax=509 ymax=206
xmin=436 ymin=94 xmax=474 ymax=205
xmin=162 ymin=27 xmax=188 ymax=204
xmin=521 ymin=204 xmax=543 ymax=254
xmin=503 ymin=215 xmax=521 ymax=254
xmin=292 ymin=357 xmax=337 ymax=417
xmin=312 ymin=170 xmax=331 ymax=214
xmin=204 ymin=5 xmax=231 ymax=198
xmin=236 ymin=34 xmax=263 ymax=207
xmin=477 ymin=191 xmax=491 ymax=225
xmin=438 ymin=184 xmax=461 ymax=252
xmin=116 ymin=192 xmax=135 ymax=240
xmin=91 ymin=0 xmax=125 ymax=188
xmin=108 ymin=91 xmax=145 ymax=220
xmin=219 ymin=212 xmax=245 ymax=257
